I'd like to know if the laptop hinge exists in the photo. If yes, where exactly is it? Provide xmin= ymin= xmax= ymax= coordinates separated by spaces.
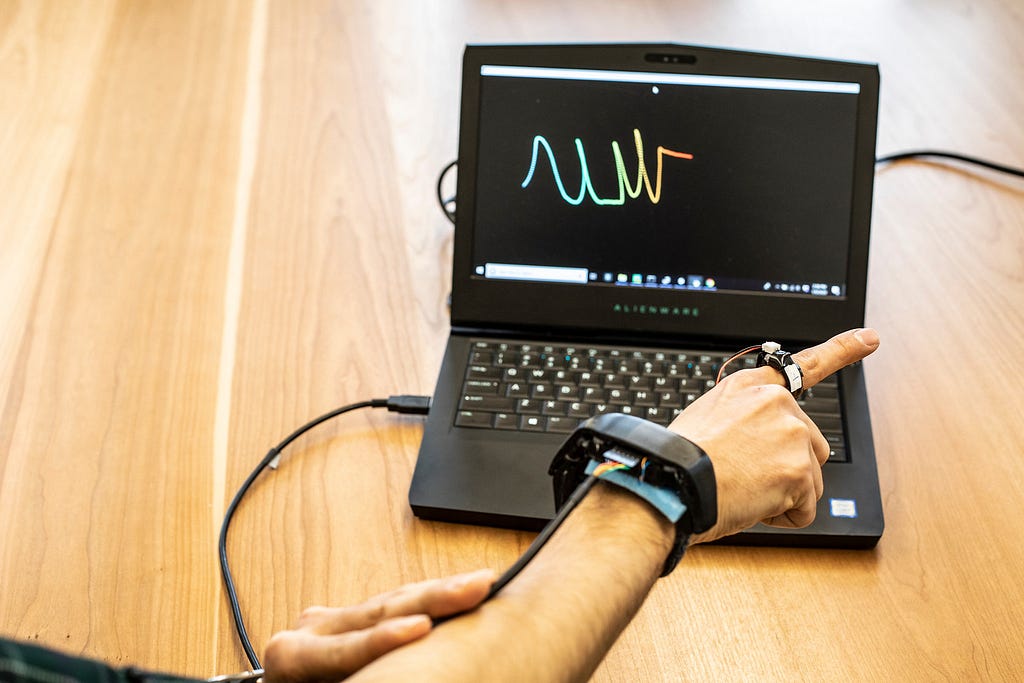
xmin=448 ymin=324 xmax=773 ymax=352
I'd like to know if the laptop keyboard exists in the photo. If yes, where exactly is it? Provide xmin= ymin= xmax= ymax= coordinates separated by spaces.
xmin=456 ymin=339 xmax=848 ymax=463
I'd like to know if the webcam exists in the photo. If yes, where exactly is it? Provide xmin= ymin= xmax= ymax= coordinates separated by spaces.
xmin=644 ymin=52 xmax=697 ymax=65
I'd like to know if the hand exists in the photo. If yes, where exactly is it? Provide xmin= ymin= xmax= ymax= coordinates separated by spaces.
xmin=263 ymin=569 xmax=496 ymax=683
xmin=671 ymin=328 xmax=881 ymax=544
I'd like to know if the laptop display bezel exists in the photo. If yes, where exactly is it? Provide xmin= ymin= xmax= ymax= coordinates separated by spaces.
xmin=449 ymin=43 xmax=879 ymax=345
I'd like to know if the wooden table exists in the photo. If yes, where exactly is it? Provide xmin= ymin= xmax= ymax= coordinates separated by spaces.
xmin=2 ymin=2 xmax=1022 ymax=680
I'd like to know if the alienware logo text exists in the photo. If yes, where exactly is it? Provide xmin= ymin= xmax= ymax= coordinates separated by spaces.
xmin=612 ymin=303 xmax=699 ymax=317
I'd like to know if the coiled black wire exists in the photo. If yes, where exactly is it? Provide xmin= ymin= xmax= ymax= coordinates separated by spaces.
xmin=218 ymin=399 xmax=386 ymax=669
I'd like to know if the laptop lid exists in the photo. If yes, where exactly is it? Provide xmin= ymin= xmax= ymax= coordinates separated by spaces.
xmin=450 ymin=43 xmax=879 ymax=345
xmin=410 ymin=44 xmax=883 ymax=547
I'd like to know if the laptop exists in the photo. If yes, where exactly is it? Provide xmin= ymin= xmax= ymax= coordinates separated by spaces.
xmin=409 ymin=43 xmax=883 ymax=548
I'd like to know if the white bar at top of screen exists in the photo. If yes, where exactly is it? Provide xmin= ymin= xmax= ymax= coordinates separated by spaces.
xmin=480 ymin=64 xmax=860 ymax=95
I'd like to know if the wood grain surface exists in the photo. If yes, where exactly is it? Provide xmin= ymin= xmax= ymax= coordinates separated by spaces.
xmin=2 ymin=1 xmax=1022 ymax=680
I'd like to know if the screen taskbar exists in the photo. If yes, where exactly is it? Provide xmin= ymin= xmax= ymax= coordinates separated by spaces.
xmin=472 ymin=262 xmax=846 ymax=298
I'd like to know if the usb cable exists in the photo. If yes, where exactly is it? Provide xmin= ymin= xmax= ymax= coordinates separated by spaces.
xmin=218 ymin=395 xmax=431 ymax=670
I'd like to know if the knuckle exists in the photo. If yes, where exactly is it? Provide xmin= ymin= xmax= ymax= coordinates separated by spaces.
xmin=782 ymin=416 xmax=810 ymax=440
xmin=759 ymin=382 xmax=792 ymax=401
xmin=297 ymin=605 xmax=328 ymax=625
xmin=727 ymin=367 xmax=762 ymax=386
xmin=362 ymin=598 xmax=389 ymax=623
xmin=793 ymin=352 xmax=820 ymax=386
xmin=779 ymin=461 xmax=808 ymax=488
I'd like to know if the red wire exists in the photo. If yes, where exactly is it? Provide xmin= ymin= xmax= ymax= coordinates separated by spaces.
xmin=716 ymin=344 xmax=761 ymax=383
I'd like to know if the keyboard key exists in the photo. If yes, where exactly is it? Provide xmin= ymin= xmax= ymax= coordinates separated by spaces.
xmin=632 ymin=390 xmax=656 ymax=406
xmin=455 ymin=410 xmax=492 ymax=428
xmin=810 ymin=383 xmax=838 ymax=399
xmin=504 ymin=381 xmax=529 ymax=397
xmin=516 ymin=398 xmax=541 ymax=414
xmin=467 ymin=365 xmax=502 ymax=379
xmin=469 ymin=350 xmax=494 ymax=364
xmin=602 ymin=373 xmax=626 ymax=389
xmin=641 ymin=361 xmax=664 ymax=376
xmin=556 ymin=384 xmax=578 ymax=399
xmin=678 ymin=378 xmax=703 ymax=392
xmin=545 ymin=416 xmax=577 ymax=433
xmin=799 ymin=397 xmax=840 ymax=413
xmin=463 ymin=380 xmax=499 ymax=395
xmin=692 ymin=362 xmax=714 ymax=377
xmin=808 ymin=413 xmax=842 ymax=432
xmin=627 ymin=375 xmax=650 ymax=390
xmin=526 ymin=368 xmax=549 ymax=382
xmin=494 ymin=352 xmax=518 ymax=367
xmin=607 ymin=388 xmax=630 ymax=405
xmin=614 ymin=359 xmax=640 ymax=373
xmin=824 ymin=432 xmax=844 ymax=447
xmin=657 ymin=390 xmax=681 ymax=407
xmin=520 ymin=415 xmax=545 ymax=432
xmin=666 ymin=363 xmax=687 ymax=378
xmin=530 ymin=383 xmax=553 ymax=398
xmin=551 ymin=370 xmax=575 ymax=385
xmin=541 ymin=400 xmax=567 ymax=416
xmin=502 ymin=367 xmax=524 ymax=381
xmin=518 ymin=353 xmax=542 ymax=368
xmin=644 ymin=406 xmax=672 ymax=425
xmin=567 ymin=402 xmax=592 ymax=418
xmin=459 ymin=395 xmax=515 ymax=412
xmin=493 ymin=412 xmax=518 ymax=430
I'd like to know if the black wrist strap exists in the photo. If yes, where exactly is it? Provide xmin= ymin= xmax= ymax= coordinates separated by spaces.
xmin=549 ymin=413 xmax=717 ymax=576
xmin=444 ymin=415 xmax=717 ymax=619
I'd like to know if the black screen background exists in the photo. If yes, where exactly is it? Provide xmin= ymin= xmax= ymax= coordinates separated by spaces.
xmin=471 ymin=73 xmax=858 ymax=289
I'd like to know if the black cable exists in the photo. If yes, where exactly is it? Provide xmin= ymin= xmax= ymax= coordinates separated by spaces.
xmin=218 ymin=395 xmax=431 ymax=670
xmin=432 ymin=474 xmax=601 ymax=626
xmin=436 ymin=159 xmax=457 ymax=224
xmin=485 ymin=474 xmax=599 ymax=598
xmin=876 ymin=150 xmax=1024 ymax=178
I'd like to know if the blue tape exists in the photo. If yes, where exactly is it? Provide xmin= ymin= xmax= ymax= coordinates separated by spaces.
xmin=585 ymin=460 xmax=687 ymax=523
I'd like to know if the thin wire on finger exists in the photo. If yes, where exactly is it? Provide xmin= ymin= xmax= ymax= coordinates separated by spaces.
xmin=715 ymin=345 xmax=761 ymax=383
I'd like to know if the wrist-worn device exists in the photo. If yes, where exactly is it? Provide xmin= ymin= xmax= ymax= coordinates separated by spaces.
xmin=548 ymin=413 xmax=717 ymax=576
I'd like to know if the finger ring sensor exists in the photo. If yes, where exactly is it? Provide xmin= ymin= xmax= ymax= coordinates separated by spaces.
xmin=756 ymin=342 xmax=805 ymax=398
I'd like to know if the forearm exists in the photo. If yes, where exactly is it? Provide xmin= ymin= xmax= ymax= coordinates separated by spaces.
xmin=351 ymin=483 xmax=674 ymax=682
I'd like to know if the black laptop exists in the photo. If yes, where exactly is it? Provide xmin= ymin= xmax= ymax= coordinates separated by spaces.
xmin=409 ymin=43 xmax=883 ymax=548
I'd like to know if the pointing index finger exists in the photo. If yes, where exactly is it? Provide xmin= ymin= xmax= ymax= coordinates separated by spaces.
xmin=791 ymin=328 xmax=881 ymax=389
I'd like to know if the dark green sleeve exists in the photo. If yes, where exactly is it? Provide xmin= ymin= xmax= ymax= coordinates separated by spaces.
xmin=0 ymin=638 xmax=202 ymax=683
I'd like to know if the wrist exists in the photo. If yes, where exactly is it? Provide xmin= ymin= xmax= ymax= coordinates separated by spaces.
xmin=548 ymin=414 xmax=717 ymax=574
xmin=575 ymin=481 xmax=676 ymax=570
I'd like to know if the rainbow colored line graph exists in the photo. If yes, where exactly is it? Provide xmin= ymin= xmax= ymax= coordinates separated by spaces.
xmin=521 ymin=128 xmax=693 ymax=206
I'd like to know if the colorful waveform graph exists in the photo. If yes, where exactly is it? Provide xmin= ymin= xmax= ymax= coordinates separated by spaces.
xmin=521 ymin=128 xmax=693 ymax=206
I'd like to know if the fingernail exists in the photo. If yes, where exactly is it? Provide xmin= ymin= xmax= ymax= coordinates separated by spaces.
xmin=854 ymin=328 xmax=880 ymax=347
xmin=448 ymin=568 xmax=497 ymax=592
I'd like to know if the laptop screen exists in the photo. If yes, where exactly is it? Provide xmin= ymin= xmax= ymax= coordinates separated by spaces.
xmin=451 ymin=45 xmax=878 ymax=343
